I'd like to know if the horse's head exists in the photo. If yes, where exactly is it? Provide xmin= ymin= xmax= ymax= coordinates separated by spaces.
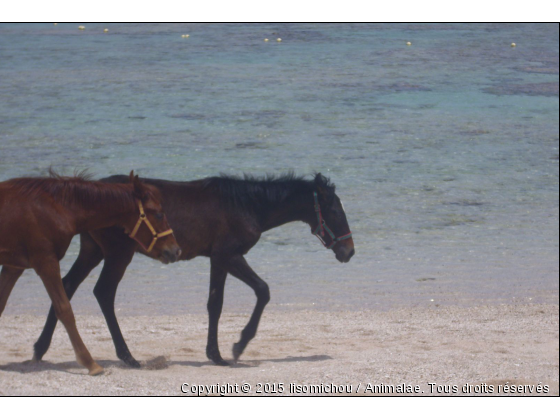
xmin=125 ymin=172 xmax=182 ymax=264
xmin=310 ymin=173 xmax=355 ymax=263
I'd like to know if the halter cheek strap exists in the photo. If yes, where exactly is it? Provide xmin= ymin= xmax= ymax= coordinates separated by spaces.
xmin=129 ymin=200 xmax=174 ymax=253
xmin=313 ymin=192 xmax=352 ymax=250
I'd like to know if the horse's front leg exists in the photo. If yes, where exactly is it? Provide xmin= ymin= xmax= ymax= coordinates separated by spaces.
xmin=93 ymin=249 xmax=137 ymax=367
xmin=226 ymin=255 xmax=270 ymax=362
xmin=33 ymin=257 xmax=103 ymax=376
xmin=0 ymin=266 xmax=24 ymax=316
xmin=34 ymin=233 xmax=104 ymax=361
xmin=206 ymin=260 xmax=229 ymax=366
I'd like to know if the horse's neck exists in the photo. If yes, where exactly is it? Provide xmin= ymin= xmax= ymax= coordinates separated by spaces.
xmin=260 ymin=192 xmax=314 ymax=232
xmin=68 ymin=195 xmax=135 ymax=234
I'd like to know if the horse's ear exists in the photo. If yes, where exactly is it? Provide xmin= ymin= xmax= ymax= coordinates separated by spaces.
xmin=314 ymin=173 xmax=334 ymax=202
xmin=131 ymin=171 xmax=147 ymax=200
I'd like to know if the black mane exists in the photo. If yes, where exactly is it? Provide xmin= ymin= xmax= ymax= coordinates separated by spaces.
xmin=202 ymin=173 xmax=335 ymax=211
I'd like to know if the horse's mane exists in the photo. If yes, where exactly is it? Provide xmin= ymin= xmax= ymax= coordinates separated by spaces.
xmin=202 ymin=172 xmax=335 ymax=211
xmin=7 ymin=169 xmax=142 ymax=210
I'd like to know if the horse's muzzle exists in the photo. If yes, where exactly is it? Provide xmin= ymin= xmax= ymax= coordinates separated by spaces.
xmin=161 ymin=245 xmax=182 ymax=264
xmin=335 ymin=246 xmax=355 ymax=263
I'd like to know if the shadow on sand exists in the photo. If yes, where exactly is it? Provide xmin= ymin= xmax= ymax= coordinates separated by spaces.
xmin=0 ymin=354 xmax=332 ymax=374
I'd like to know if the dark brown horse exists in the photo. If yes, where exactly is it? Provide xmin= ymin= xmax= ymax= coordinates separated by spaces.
xmin=33 ymin=173 xmax=354 ymax=367
xmin=0 ymin=171 xmax=181 ymax=375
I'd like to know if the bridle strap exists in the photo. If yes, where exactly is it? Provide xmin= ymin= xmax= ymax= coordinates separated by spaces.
xmin=313 ymin=192 xmax=325 ymax=238
xmin=313 ymin=192 xmax=352 ymax=250
xmin=129 ymin=200 xmax=174 ymax=253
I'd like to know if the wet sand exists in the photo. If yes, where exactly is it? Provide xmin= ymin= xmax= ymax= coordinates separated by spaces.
xmin=0 ymin=303 xmax=558 ymax=396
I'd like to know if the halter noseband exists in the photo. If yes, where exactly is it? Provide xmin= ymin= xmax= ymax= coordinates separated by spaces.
xmin=129 ymin=200 xmax=174 ymax=253
xmin=312 ymin=191 xmax=352 ymax=250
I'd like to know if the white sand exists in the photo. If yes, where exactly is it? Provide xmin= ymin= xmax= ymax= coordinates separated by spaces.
xmin=0 ymin=304 xmax=558 ymax=396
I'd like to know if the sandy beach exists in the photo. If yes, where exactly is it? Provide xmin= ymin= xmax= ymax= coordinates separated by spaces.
xmin=1 ymin=23 xmax=557 ymax=398
xmin=0 ymin=303 xmax=557 ymax=396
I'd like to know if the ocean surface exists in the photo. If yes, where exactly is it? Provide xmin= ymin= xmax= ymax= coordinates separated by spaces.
xmin=0 ymin=23 xmax=558 ymax=316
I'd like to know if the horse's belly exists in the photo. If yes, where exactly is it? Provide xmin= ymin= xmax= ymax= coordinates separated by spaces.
xmin=0 ymin=248 xmax=30 ymax=268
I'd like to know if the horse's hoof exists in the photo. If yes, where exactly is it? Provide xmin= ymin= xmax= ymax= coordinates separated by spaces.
xmin=213 ymin=358 xmax=230 ymax=367
xmin=207 ymin=347 xmax=229 ymax=366
xmin=232 ymin=342 xmax=244 ymax=361
xmin=121 ymin=355 xmax=141 ymax=368
xmin=32 ymin=346 xmax=46 ymax=362
xmin=88 ymin=363 xmax=104 ymax=376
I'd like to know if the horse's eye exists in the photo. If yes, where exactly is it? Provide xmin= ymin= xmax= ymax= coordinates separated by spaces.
xmin=155 ymin=212 xmax=164 ymax=220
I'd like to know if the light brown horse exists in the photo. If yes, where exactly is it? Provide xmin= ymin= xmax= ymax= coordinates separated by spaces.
xmin=0 ymin=171 xmax=181 ymax=375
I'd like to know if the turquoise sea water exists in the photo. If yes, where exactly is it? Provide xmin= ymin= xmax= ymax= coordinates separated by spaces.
xmin=1 ymin=23 xmax=558 ymax=315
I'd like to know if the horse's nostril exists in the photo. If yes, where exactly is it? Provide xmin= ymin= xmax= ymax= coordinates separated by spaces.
xmin=175 ymin=247 xmax=182 ymax=258
xmin=163 ymin=249 xmax=178 ymax=262
xmin=348 ymin=249 xmax=355 ymax=259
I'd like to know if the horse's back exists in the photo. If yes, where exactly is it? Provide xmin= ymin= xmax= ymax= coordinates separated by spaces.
xmin=0 ymin=184 xmax=34 ymax=266
xmin=0 ymin=182 xmax=30 ymax=223
xmin=0 ymin=181 xmax=74 ymax=266
xmin=100 ymin=175 xmax=259 ymax=259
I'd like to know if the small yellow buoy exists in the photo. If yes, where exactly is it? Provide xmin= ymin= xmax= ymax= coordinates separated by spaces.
xmin=53 ymin=23 xmax=58 ymax=26
xmin=511 ymin=42 xmax=516 ymax=47
xmin=406 ymin=41 xmax=412 ymax=46
xmin=104 ymin=28 xmax=109 ymax=33
xmin=276 ymin=38 xmax=282 ymax=42
xmin=78 ymin=26 xmax=85 ymax=30
xmin=264 ymin=38 xmax=269 ymax=42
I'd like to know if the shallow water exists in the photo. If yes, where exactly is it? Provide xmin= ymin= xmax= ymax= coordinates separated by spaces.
xmin=1 ymin=23 xmax=558 ymax=315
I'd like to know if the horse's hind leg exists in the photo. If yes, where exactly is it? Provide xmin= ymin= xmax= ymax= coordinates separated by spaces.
xmin=33 ymin=257 xmax=103 ymax=376
xmin=226 ymin=255 xmax=270 ymax=362
xmin=34 ymin=233 xmax=104 ymax=361
xmin=0 ymin=266 xmax=24 ymax=316
xmin=206 ymin=261 xmax=228 ymax=366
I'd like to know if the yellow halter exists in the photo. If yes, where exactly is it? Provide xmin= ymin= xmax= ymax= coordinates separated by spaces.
xmin=129 ymin=200 xmax=174 ymax=253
